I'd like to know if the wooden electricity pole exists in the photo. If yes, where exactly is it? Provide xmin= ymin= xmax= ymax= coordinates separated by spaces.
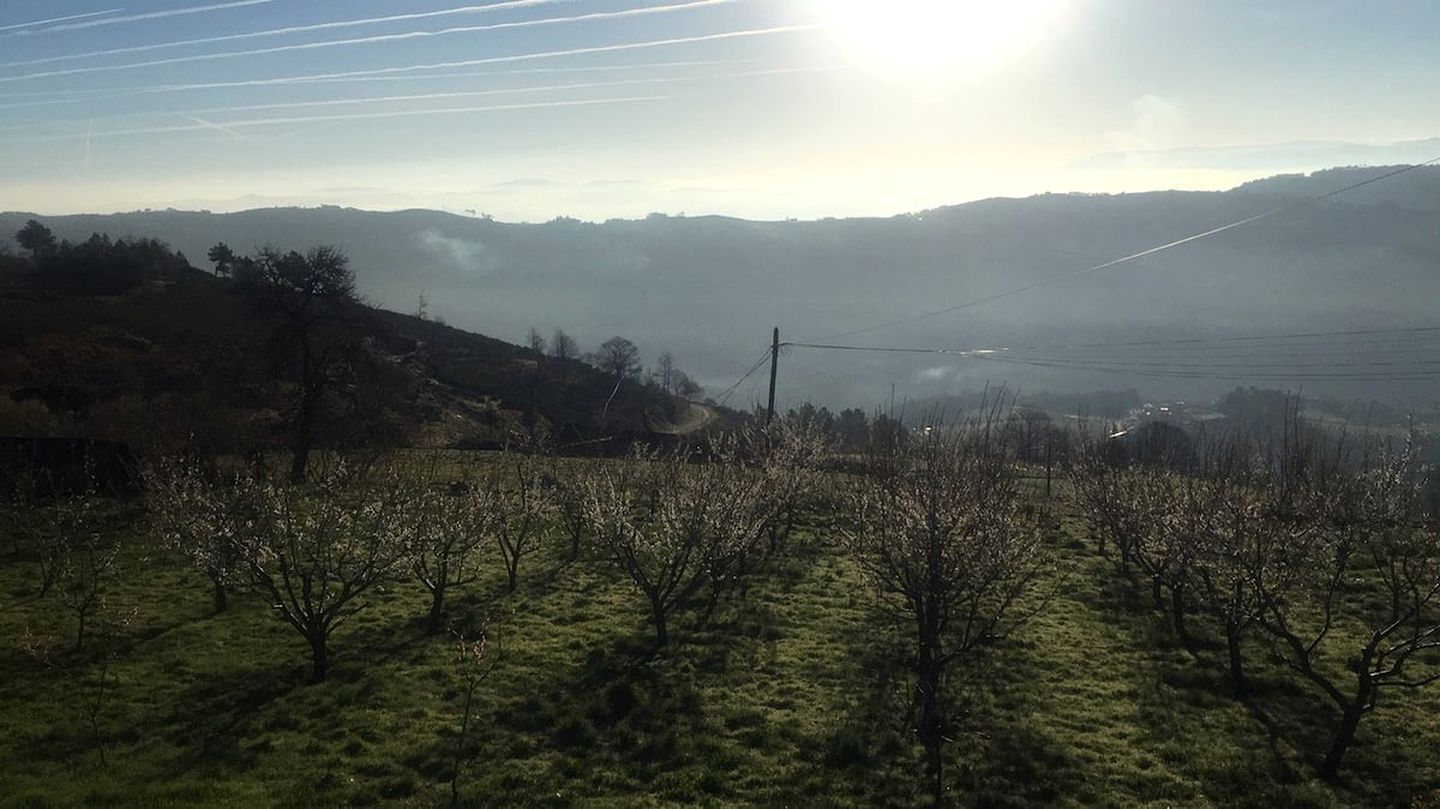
xmin=766 ymin=327 xmax=779 ymax=426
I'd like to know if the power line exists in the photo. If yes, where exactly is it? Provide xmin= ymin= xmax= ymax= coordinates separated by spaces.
xmin=715 ymin=348 xmax=774 ymax=407
xmin=805 ymin=158 xmax=1440 ymax=342
xmin=967 ymin=354 xmax=1436 ymax=383
xmin=783 ymin=324 xmax=1440 ymax=383
xmin=964 ymin=325 xmax=1440 ymax=352
xmin=787 ymin=325 xmax=1440 ymax=357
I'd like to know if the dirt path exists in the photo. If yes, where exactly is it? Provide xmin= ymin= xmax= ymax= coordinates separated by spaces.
xmin=658 ymin=401 xmax=717 ymax=434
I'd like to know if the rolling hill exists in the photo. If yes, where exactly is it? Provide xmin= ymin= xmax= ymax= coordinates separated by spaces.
xmin=4 ymin=165 xmax=1437 ymax=410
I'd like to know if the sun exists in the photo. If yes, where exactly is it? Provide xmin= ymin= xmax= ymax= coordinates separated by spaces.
xmin=818 ymin=0 xmax=1066 ymax=79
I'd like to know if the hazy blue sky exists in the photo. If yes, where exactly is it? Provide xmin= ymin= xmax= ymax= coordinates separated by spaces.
xmin=1 ymin=0 xmax=1436 ymax=219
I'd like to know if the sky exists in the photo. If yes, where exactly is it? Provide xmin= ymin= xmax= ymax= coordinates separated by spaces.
xmin=0 ymin=0 xmax=1436 ymax=220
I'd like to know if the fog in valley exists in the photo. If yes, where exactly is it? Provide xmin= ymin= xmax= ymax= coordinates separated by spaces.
xmin=7 ymin=163 xmax=1437 ymax=412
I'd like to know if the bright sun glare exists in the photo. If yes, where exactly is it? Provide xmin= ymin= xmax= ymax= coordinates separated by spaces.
xmin=820 ymin=0 xmax=1066 ymax=78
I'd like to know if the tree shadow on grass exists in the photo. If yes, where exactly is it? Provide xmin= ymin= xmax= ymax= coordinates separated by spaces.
xmin=157 ymin=661 xmax=303 ymax=777
xmin=1063 ymin=545 xmax=1435 ymax=807
xmin=412 ymin=631 xmax=718 ymax=805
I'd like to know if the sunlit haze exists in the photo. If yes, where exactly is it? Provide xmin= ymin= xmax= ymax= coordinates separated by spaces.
xmin=1 ymin=0 xmax=1436 ymax=219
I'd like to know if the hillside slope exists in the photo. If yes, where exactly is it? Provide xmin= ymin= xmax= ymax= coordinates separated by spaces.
xmin=0 ymin=269 xmax=711 ymax=452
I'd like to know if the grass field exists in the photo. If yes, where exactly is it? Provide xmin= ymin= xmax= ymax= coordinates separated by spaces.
xmin=1 ymin=467 xmax=1438 ymax=808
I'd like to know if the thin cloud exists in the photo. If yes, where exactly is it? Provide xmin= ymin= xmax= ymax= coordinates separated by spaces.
xmin=0 ymin=64 xmax=842 ymax=132
xmin=1 ymin=0 xmax=273 ymax=38
xmin=178 ymin=113 xmax=247 ymax=140
xmin=284 ymin=58 xmax=751 ymax=87
xmin=0 ymin=0 xmax=737 ymax=82
xmin=0 ymin=0 xmax=584 ymax=66
xmin=0 ymin=95 xmax=671 ymax=144
xmin=0 ymin=9 xmax=123 ymax=35
xmin=0 ymin=59 xmax=755 ymax=112
xmin=185 ymin=76 xmax=693 ymax=116
xmin=271 ymin=24 xmax=823 ymax=82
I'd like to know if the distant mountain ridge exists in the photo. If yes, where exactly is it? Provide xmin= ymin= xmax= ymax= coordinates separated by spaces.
xmin=4 ymin=165 xmax=1436 ymax=408
xmin=1230 ymin=164 xmax=1440 ymax=211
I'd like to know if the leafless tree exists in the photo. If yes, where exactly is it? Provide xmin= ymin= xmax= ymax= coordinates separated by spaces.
xmin=145 ymin=457 xmax=254 ymax=613
xmin=34 ymin=516 xmax=67 ymax=599
xmin=237 ymin=245 xmax=362 ymax=483
xmin=526 ymin=327 xmax=547 ymax=355
xmin=2 ymin=471 xmax=41 ymax=558
xmin=482 ymin=450 xmax=551 ymax=594
xmin=550 ymin=329 xmax=579 ymax=361
xmin=239 ymin=462 xmax=409 ymax=682
xmin=449 ymin=627 xmax=500 ymax=807
xmin=591 ymin=336 xmax=641 ymax=380
xmin=673 ymin=370 xmax=704 ymax=400
xmin=1252 ymin=436 xmax=1440 ymax=778
xmin=53 ymin=499 xmax=121 ymax=651
xmin=652 ymin=351 xmax=677 ymax=394
xmin=20 ymin=606 xmax=135 ymax=767
xmin=7 ymin=489 xmax=71 ymax=598
xmin=841 ymin=407 xmax=1048 ymax=808
xmin=582 ymin=440 xmax=769 ymax=649
xmin=755 ymin=413 xmax=835 ymax=554
xmin=1184 ymin=472 xmax=1267 ymax=696
xmin=405 ymin=483 xmax=495 ymax=632
xmin=1071 ymin=428 xmax=1159 ymax=572
xmin=551 ymin=466 xmax=589 ymax=563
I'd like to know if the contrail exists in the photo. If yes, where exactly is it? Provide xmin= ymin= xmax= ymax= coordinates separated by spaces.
xmin=1 ymin=0 xmax=273 ymax=37
xmin=0 ymin=63 xmax=843 ymax=132
xmin=0 ymin=9 xmax=124 ymax=35
xmin=186 ymin=77 xmax=692 ymax=116
xmin=0 ymin=59 xmax=756 ymax=112
xmin=1 ymin=0 xmax=585 ymax=66
xmin=179 ymin=113 xmax=247 ymax=139
xmin=0 ymin=0 xmax=737 ymax=81
xmin=0 ymin=77 xmax=691 ymax=131
xmin=265 ymin=24 xmax=824 ymax=82
xmin=285 ymin=58 xmax=750 ymax=87
xmin=169 ymin=64 xmax=841 ymax=117
xmin=0 ymin=96 xmax=670 ymax=143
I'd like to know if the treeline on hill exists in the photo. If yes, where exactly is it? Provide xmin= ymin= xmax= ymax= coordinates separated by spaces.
xmin=1 ymin=224 xmax=716 ymax=469
xmin=1 ymin=220 xmax=191 ymax=293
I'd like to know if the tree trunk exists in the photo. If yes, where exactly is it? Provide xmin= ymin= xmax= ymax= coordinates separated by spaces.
xmin=289 ymin=365 xmax=323 ymax=484
xmin=308 ymin=631 xmax=329 ymax=683
xmin=212 ymin=579 xmax=228 ymax=614
xmin=427 ymin=586 xmax=446 ymax=633
xmin=1320 ymin=701 xmax=1364 ymax=780
xmin=916 ymin=637 xmax=945 ymax=809
xmin=1224 ymin=621 xmax=1247 ymax=698
xmin=505 ymin=560 xmax=518 ymax=594
xmin=74 ymin=611 xmax=87 ymax=652
xmin=1170 ymin=583 xmax=1193 ymax=651
xmin=927 ymin=735 xmax=943 ymax=809
xmin=289 ymin=440 xmax=313 ymax=485
xmin=651 ymin=598 xmax=669 ymax=649
xmin=1151 ymin=576 xmax=1164 ymax=610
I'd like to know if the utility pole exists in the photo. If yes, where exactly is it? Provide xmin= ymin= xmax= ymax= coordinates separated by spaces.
xmin=1045 ymin=439 xmax=1054 ymax=499
xmin=766 ymin=327 xmax=779 ymax=426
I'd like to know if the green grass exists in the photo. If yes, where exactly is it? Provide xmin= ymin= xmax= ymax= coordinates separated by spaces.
xmin=1 ymin=483 xmax=1437 ymax=808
